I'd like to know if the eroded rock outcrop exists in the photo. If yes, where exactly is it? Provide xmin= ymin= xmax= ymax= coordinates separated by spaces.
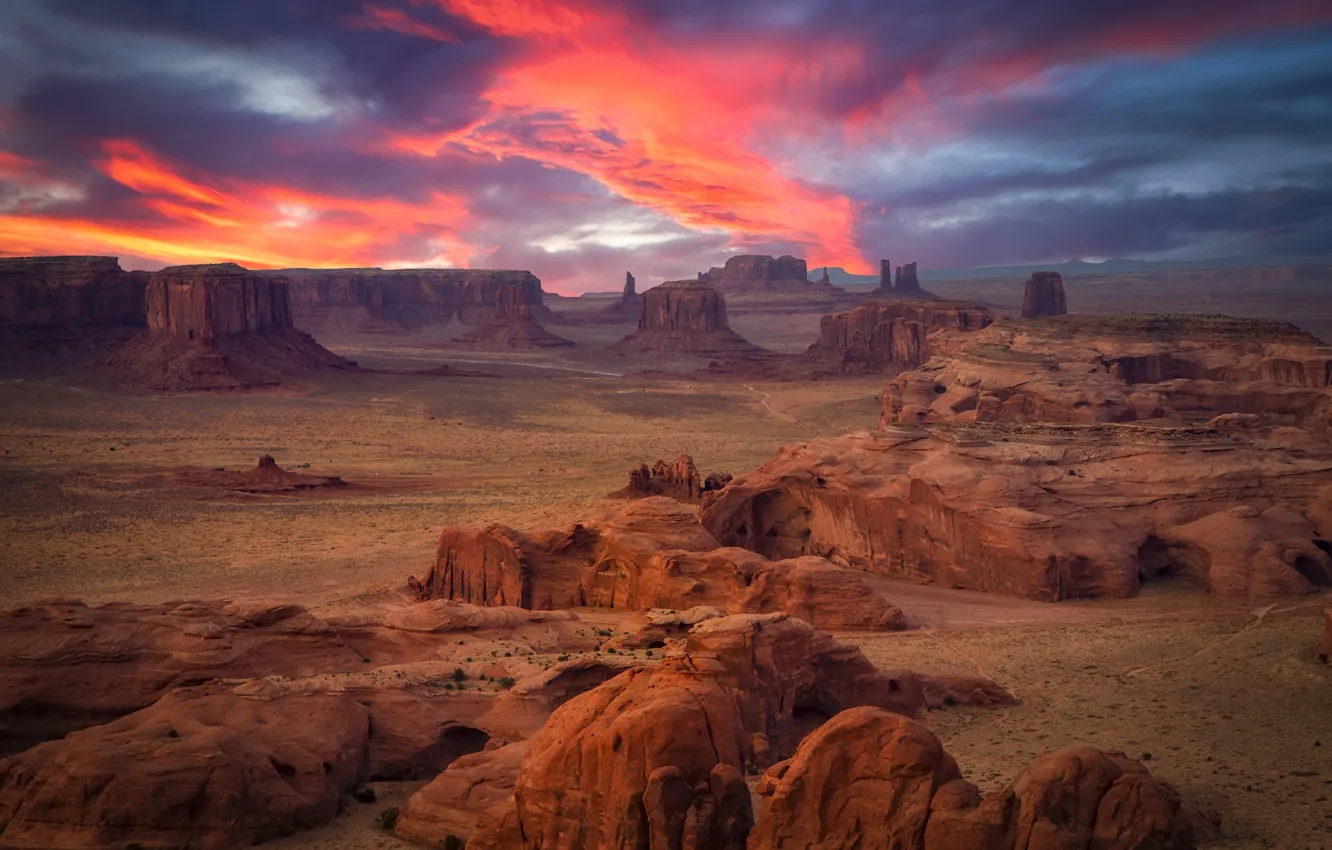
xmin=415 ymin=498 xmax=908 ymax=628
xmin=102 ymin=263 xmax=354 ymax=391
xmin=604 ymin=280 xmax=764 ymax=358
xmin=1022 ymin=270 xmax=1068 ymax=318
xmin=699 ymin=254 xmax=847 ymax=311
xmin=751 ymin=706 xmax=1212 ymax=850
xmin=883 ymin=314 xmax=1332 ymax=437
xmin=277 ymin=267 xmax=548 ymax=331
xmin=701 ymin=422 xmax=1332 ymax=600
xmin=0 ymin=255 xmax=149 ymax=352
xmin=1320 ymin=604 xmax=1332 ymax=663
xmin=448 ymin=283 xmax=575 ymax=349
xmin=806 ymin=300 xmax=994 ymax=374
xmin=895 ymin=261 xmax=921 ymax=292
xmin=0 ymin=684 xmax=369 ymax=849
xmin=620 ymin=454 xmax=732 ymax=502
xmin=475 ymin=614 xmax=1010 ymax=850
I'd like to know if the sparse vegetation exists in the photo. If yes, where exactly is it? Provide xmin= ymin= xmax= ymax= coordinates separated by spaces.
xmin=376 ymin=807 xmax=399 ymax=830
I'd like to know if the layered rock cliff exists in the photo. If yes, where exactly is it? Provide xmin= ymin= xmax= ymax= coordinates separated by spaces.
xmin=700 ymin=254 xmax=846 ymax=310
xmin=102 ymin=263 xmax=355 ymax=391
xmin=1021 ymin=270 xmax=1068 ymax=318
xmin=0 ymin=256 xmax=149 ymax=351
xmin=274 ymin=268 xmax=548 ymax=332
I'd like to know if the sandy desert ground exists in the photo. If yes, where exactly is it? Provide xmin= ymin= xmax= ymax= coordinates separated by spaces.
xmin=2 ymin=289 xmax=1330 ymax=849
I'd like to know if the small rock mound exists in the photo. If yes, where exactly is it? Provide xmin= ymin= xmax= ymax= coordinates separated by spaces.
xmin=448 ymin=283 xmax=575 ymax=349
xmin=1021 ymin=270 xmax=1068 ymax=318
xmin=617 ymin=453 xmax=732 ymax=502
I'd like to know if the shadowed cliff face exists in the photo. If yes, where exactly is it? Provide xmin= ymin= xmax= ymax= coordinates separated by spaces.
xmin=605 ymin=280 xmax=764 ymax=357
xmin=0 ymin=255 xmax=149 ymax=350
xmin=448 ymin=283 xmax=575 ymax=350
xmin=806 ymin=300 xmax=994 ymax=374
xmin=147 ymin=263 xmax=292 ymax=343
xmin=1021 ymin=271 xmax=1068 ymax=318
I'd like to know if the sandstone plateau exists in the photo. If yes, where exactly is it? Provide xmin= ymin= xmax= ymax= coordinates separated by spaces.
xmin=883 ymin=313 xmax=1332 ymax=436
xmin=447 ymin=283 xmax=574 ymax=350
xmin=413 ymin=496 xmax=909 ymax=629
xmin=274 ymin=267 xmax=548 ymax=332
xmin=700 ymin=422 xmax=1332 ymax=599
xmin=604 ymin=280 xmax=765 ymax=359
xmin=0 ymin=256 xmax=149 ymax=352
xmin=101 ymin=263 xmax=355 ymax=391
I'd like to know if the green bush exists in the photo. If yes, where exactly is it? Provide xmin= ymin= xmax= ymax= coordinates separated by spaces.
xmin=452 ymin=668 xmax=467 ymax=682
xmin=499 ymin=676 xmax=516 ymax=688
xmin=377 ymin=807 xmax=399 ymax=830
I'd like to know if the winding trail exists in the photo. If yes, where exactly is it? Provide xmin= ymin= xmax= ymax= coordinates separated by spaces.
xmin=744 ymin=384 xmax=796 ymax=422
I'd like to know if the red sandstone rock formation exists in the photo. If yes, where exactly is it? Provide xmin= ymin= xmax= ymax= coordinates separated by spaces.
xmin=751 ymin=706 xmax=1212 ymax=850
xmin=469 ymin=614 xmax=1010 ymax=849
xmin=0 ymin=684 xmax=369 ymax=849
xmin=0 ymin=256 xmax=149 ymax=351
xmin=415 ymin=497 xmax=908 ymax=628
xmin=173 ymin=454 xmax=348 ymax=493
xmin=276 ymin=267 xmax=548 ymax=331
xmin=698 ymin=254 xmax=847 ymax=311
xmin=600 ymin=270 xmax=642 ymax=320
xmin=700 ymin=422 xmax=1332 ymax=600
xmin=396 ymin=741 xmax=531 ymax=846
xmin=604 ymin=280 xmax=764 ymax=358
xmin=620 ymin=453 xmax=732 ymax=501
xmin=1022 ymin=270 xmax=1068 ymax=318
xmin=448 ymin=283 xmax=575 ymax=349
xmin=881 ymin=314 xmax=1332 ymax=436
xmin=895 ymin=260 xmax=921 ymax=292
xmin=806 ymin=300 xmax=994 ymax=374
xmin=101 ymin=263 xmax=354 ymax=391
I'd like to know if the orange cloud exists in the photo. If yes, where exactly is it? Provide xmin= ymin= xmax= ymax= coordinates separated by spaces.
xmin=0 ymin=140 xmax=475 ymax=268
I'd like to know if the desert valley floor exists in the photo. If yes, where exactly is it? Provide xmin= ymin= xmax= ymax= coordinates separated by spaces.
xmin=3 ymin=298 xmax=1330 ymax=849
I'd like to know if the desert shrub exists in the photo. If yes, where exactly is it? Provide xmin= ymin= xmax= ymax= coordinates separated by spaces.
xmin=377 ymin=807 xmax=399 ymax=830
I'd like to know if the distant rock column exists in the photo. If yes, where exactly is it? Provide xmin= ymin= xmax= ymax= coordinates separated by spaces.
xmin=624 ymin=272 xmax=636 ymax=298
xmin=879 ymin=259 xmax=891 ymax=290
xmin=893 ymin=262 xmax=920 ymax=293
xmin=1021 ymin=271 xmax=1068 ymax=318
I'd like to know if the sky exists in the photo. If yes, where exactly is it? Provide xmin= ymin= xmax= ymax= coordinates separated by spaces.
xmin=0 ymin=0 xmax=1330 ymax=294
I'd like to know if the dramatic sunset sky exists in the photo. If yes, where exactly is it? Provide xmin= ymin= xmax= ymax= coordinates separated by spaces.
xmin=1 ymin=0 xmax=1330 ymax=292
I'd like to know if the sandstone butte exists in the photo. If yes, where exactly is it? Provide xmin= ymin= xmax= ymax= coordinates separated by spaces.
xmin=602 ymin=270 xmax=640 ymax=318
xmin=699 ymin=421 xmax=1332 ymax=600
xmin=867 ymin=258 xmax=939 ymax=300
xmin=271 ymin=266 xmax=549 ymax=332
xmin=882 ymin=313 xmax=1332 ymax=437
xmin=100 ymin=262 xmax=356 ymax=392
xmin=603 ymin=279 xmax=765 ymax=358
xmin=1021 ymin=270 xmax=1068 ymax=318
xmin=411 ymin=496 xmax=910 ymax=630
xmin=0 ymin=255 xmax=149 ymax=352
xmin=447 ymin=282 xmax=575 ymax=350
xmin=426 ymin=613 xmax=1207 ymax=850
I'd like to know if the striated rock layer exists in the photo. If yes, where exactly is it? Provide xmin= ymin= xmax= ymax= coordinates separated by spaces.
xmin=806 ymin=300 xmax=994 ymax=374
xmin=413 ymin=497 xmax=908 ymax=629
xmin=700 ymin=422 xmax=1332 ymax=600
xmin=751 ymin=706 xmax=1213 ymax=850
xmin=618 ymin=454 xmax=731 ymax=502
xmin=882 ymin=313 xmax=1332 ymax=436
xmin=275 ymin=267 xmax=548 ymax=331
xmin=604 ymin=280 xmax=764 ymax=358
xmin=101 ymin=263 xmax=355 ymax=391
xmin=448 ymin=283 xmax=574 ymax=349
xmin=0 ymin=256 xmax=149 ymax=352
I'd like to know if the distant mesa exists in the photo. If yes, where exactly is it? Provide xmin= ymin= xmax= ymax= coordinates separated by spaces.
xmin=272 ymin=267 xmax=550 ymax=333
xmin=0 ymin=255 xmax=149 ymax=352
xmin=1021 ymin=270 xmax=1068 ymax=318
xmin=615 ymin=454 xmax=732 ymax=502
xmin=101 ymin=262 xmax=356 ymax=392
xmin=699 ymin=254 xmax=848 ymax=311
xmin=806 ymin=300 xmax=994 ymax=375
xmin=604 ymin=279 xmax=764 ymax=358
xmin=447 ymin=283 xmax=575 ymax=350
